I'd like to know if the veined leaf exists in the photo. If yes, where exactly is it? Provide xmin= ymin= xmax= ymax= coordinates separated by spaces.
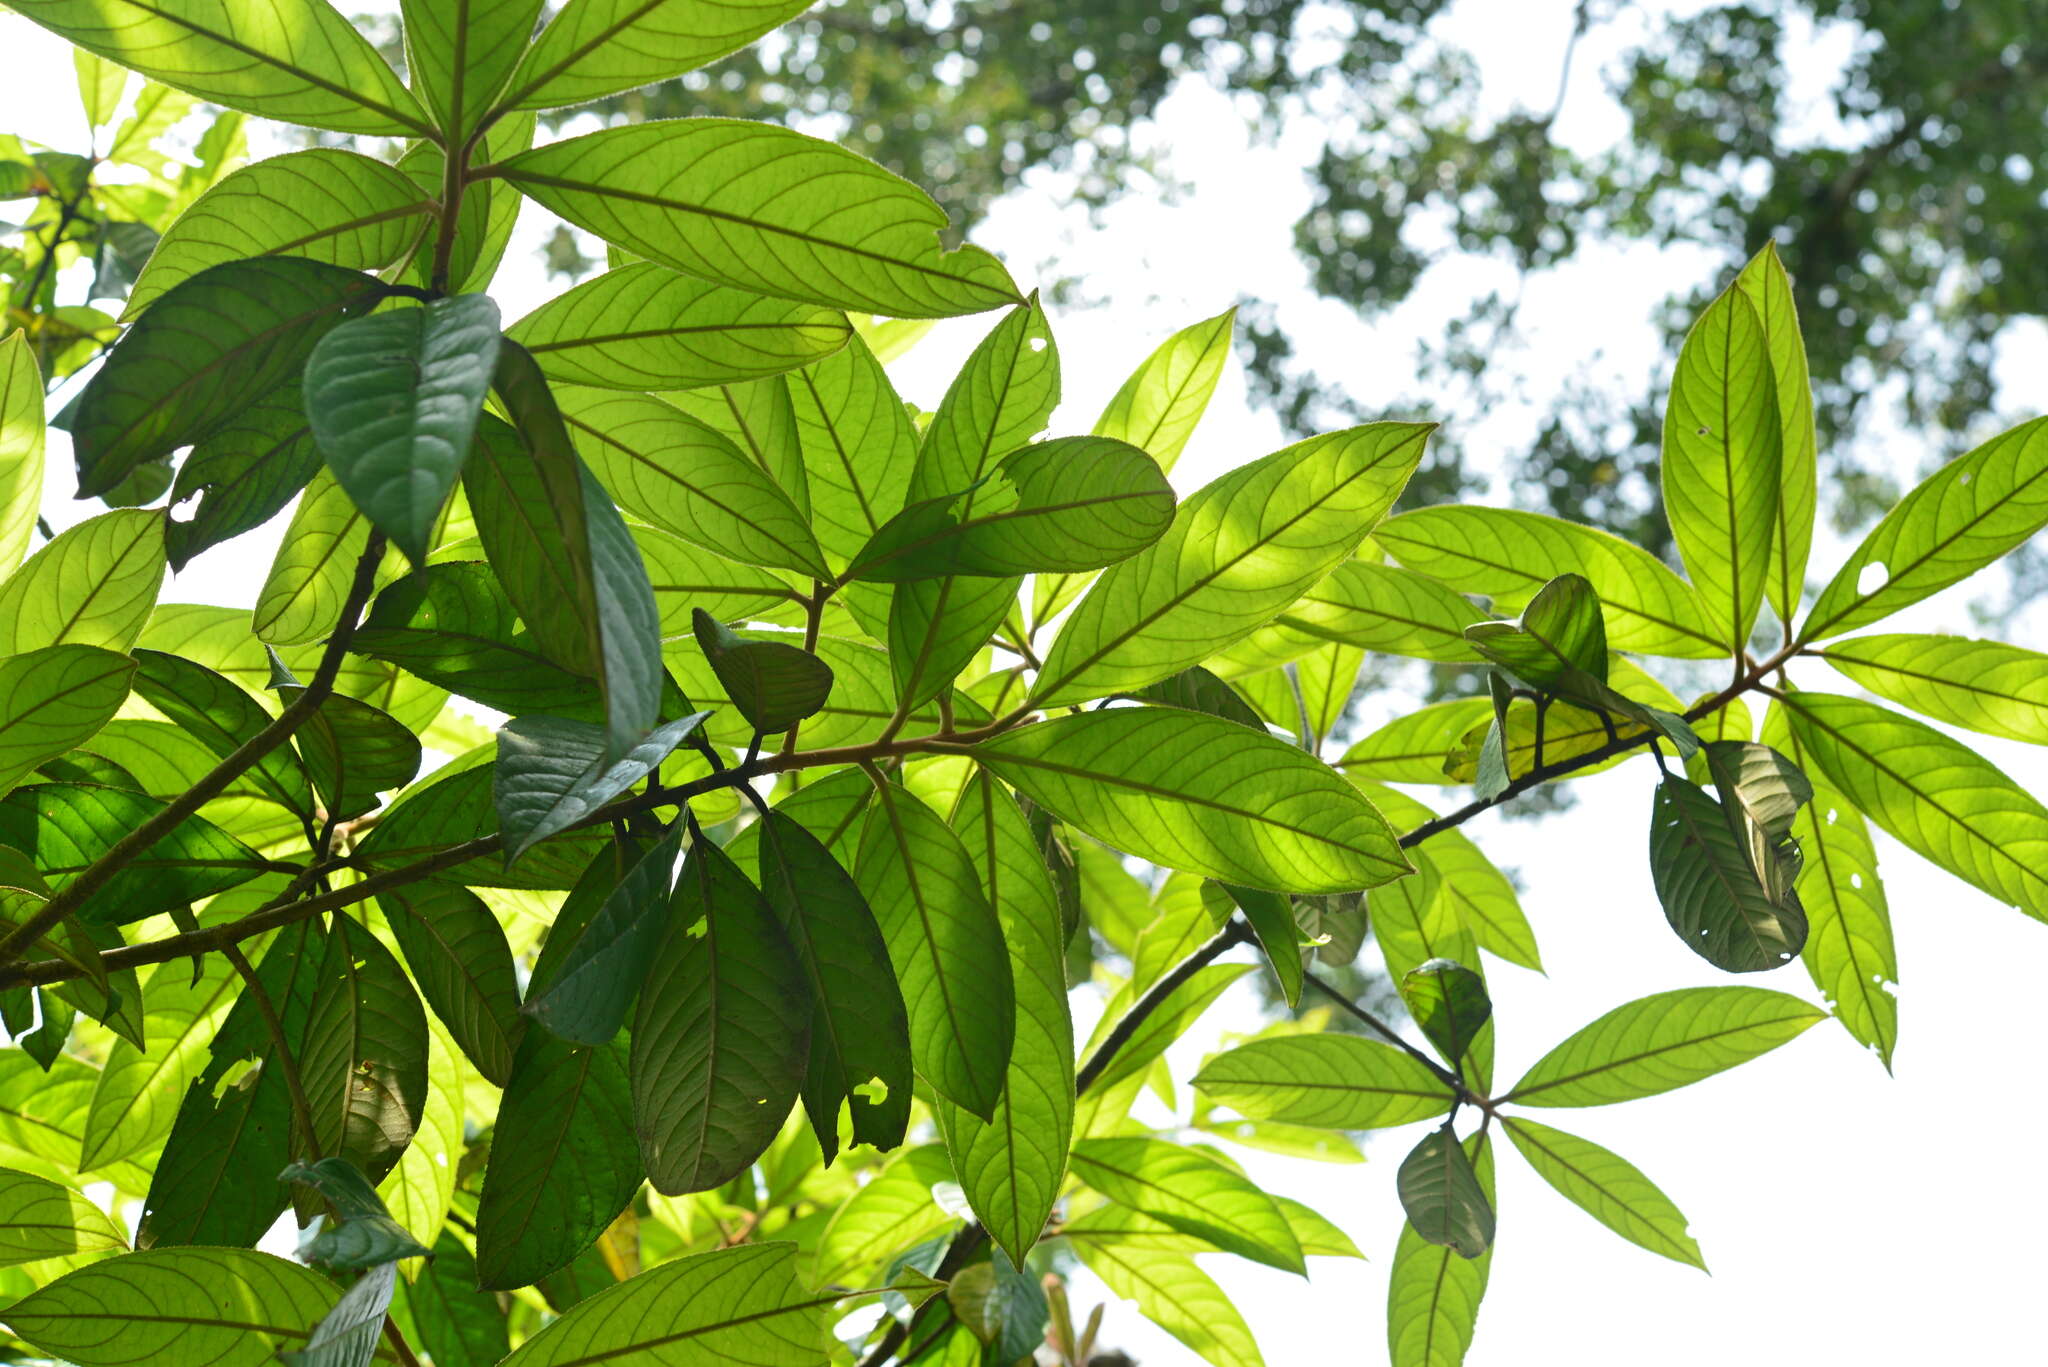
xmin=1386 ymin=1133 xmax=1492 ymax=1367
xmin=1214 ymin=560 xmax=1487 ymax=678
xmin=1503 ymin=1116 xmax=1705 ymax=1269
xmin=285 ymin=1155 xmax=431 ymax=1269
xmin=1464 ymin=571 xmax=1607 ymax=692
xmin=1818 ymin=633 xmax=2048 ymax=745
xmin=299 ymin=914 xmax=429 ymax=1186
xmin=1375 ymin=505 xmax=1723 ymax=658
xmin=251 ymin=468 xmax=376 ymax=647
xmin=288 ymin=688 xmax=423 ymax=821
xmin=71 ymin=258 xmax=382 ymax=497
xmin=1337 ymin=697 xmax=1493 ymax=786
xmin=1352 ymin=782 xmax=1542 ymax=971
xmin=1217 ymin=881 xmax=1305 ymax=1008
xmin=1192 ymin=1034 xmax=1454 ymax=1129
xmin=813 ymin=1145 xmax=958 ymax=1287
xmin=306 ymin=294 xmax=502 ymax=564
xmin=1397 ymin=1126 xmax=1493 ymax=1259
xmin=976 ymin=708 xmax=1411 ymax=893
xmin=390 ymin=1232 xmax=508 ymax=1367
xmin=1733 ymin=243 xmax=1817 ymax=626
xmin=1800 ymin=415 xmax=2048 ymax=642
xmin=11 ymin=0 xmax=430 ymax=136
xmin=936 ymin=773 xmax=1075 ymax=1266
xmin=280 ymin=1259 xmax=397 ymax=1367
xmin=0 ymin=646 xmax=135 ymax=797
xmin=691 ymin=609 xmax=833 ymax=735
xmin=0 ymin=332 xmax=45 ymax=574
xmin=0 ymin=782 xmax=265 ymax=924
xmin=391 ymin=110 xmax=535 ymax=295
xmin=1071 ymin=1137 xmax=1304 ymax=1274
xmin=855 ymin=779 xmax=1015 ymax=1120
xmin=1033 ymin=423 xmax=1432 ymax=706
xmin=1400 ymin=960 xmax=1492 ymax=1069
xmin=79 ymin=955 xmax=239 ymax=1173
xmin=499 ymin=0 xmax=818 ymax=111
xmin=1649 ymin=775 xmax=1807 ymax=973
xmin=380 ymin=884 xmax=524 ymax=1087
xmin=523 ymin=827 xmax=681 ymax=1045
xmin=664 ymin=375 xmax=810 ymax=516
xmin=0 ymin=1168 xmax=127 ymax=1266
xmin=494 ymin=712 xmax=706 ymax=864
xmin=1130 ymin=666 xmax=1265 ymax=730
xmin=0 ymin=508 xmax=164 ymax=654
xmin=123 ymin=149 xmax=430 ymax=318
xmin=1779 ymin=690 xmax=2048 ymax=922
xmin=755 ymin=809 xmax=911 ymax=1162
xmin=132 ymin=647 xmax=312 ymax=815
xmin=1503 ymin=986 xmax=1824 ymax=1107
xmin=1064 ymin=1207 xmax=1264 ymax=1367
xmin=787 ymin=334 xmax=919 ymax=568
xmin=401 ymin=0 xmax=546 ymax=140
xmin=1662 ymin=280 xmax=1781 ymax=648
xmin=1093 ymin=307 xmax=1234 ymax=474
xmin=509 ymin=263 xmax=849 ymax=390
xmin=163 ymin=386 xmax=322 ymax=569
xmin=491 ymin=120 xmax=1021 ymax=318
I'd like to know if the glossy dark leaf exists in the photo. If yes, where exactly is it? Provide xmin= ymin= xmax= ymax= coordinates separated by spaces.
xmin=1397 ymin=1126 xmax=1494 ymax=1258
xmin=691 ymin=608 xmax=833 ymax=736
xmin=1650 ymin=776 xmax=1807 ymax=973
xmin=380 ymin=884 xmax=524 ymax=1088
xmin=163 ymin=385 xmax=321 ymax=569
xmin=285 ymin=688 xmax=423 ymax=821
xmin=494 ymin=712 xmax=707 ymax=865
xmin=355 ymin=759 xmax=608 ymax=892
xmin=522 ymin=826 xmax=681 ymax=1045
xmin=1130 ymin=666 xmax=1265 ymax=730
xmin=390 ymin=1231 xmax=509 ymax=1367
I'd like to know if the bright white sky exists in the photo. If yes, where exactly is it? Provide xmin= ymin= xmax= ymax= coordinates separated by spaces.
xmin=3 ymin=2 xmax=2045 ymax=1364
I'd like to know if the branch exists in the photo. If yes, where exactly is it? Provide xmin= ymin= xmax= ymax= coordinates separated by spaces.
xmin=1302 ymin=970 xmax=1464 ymax=1097
xmin=0 ymin=536 xmax=389 ymax=969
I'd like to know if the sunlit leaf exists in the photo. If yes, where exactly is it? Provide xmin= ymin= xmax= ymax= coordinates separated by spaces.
xmin=0 ymin=1168 xmax=127 ymax=1266
xmin=1503 ymin=1116 xmax=1705 ymax=1269
xmin=0 ymin=332 xmax=45 ymax=575
xmin=1071 ymin=1137 xmax=1304 ymax=1274
xmin=0 ymin=509 xmax=164 ymax=654
xmin=1397 ymin=1126 xmax=1493 ymax=1259
xmin=1733 ymin=242 xmax=1817 ymax=626
xmin=0 ymin=646 xmax=134 ymax=797
xmin=1192 ymin=1034 xmax=1454 ymax=1129
xmin=1818 ymin=633 xmax=2048 ymax=745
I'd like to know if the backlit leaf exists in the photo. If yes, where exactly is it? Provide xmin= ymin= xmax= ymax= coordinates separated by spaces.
xmin=0 ymin=646 xmax=135 ymax=797
xmin=1192 ymin=1034 xmax=1454 ymax=1129
xmin=1733 ymin=242 xmax=1817 ymax=626
xmin=380 ymin=884 xmax=524 ymax=1087
xmin=1070 ymin=1137 xmax=1304 ymax=1274
xmin=692 ymin=609 xmax=832 ymax=735
xmin=494 ymin=712 xmax=706 ymax=864
xmin=299 ymin=914 xmax=429 ymax=1186
xmin=499 ymin=0 xmax=819 ymax=111
xmin=0 ymin=1168 xmax=127 ymax=1266
xmin=1503 ymin=1116 xmax=1705 ymax=1269
xmin=0 ymin=332 xmax=44 ymax=574
xmin=1386 ymin=1133 xmax=1492 ymax=1367
xmin=1397 ymin=1126 xmax=1493 ymax=1259
xmin=0 ymin=509 xmax=164 ymax=654
xmin=1818 ymin=633 xmax=2048 ymax=745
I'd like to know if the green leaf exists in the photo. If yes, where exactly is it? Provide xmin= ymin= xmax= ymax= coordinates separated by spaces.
xmin=1503 ymin=986 xmax=1824 ymax=1107
xmin=5 ymin=1246 xmax=356 ymax=1366
xmin=0 ymin=782 xmax=264 ymax=925
xmin=279 ymin=1260 xmax=396 ymax=1367
xmin=509 ymin=263 xmax=849 ymax=391
xmin=71 ymin=259 xmax=382 ymax=497
xmin=0 ymin=509 xmax=164 ymax=654
xmin=1063 ymin=1208 xmax=1264 ymax=1367
xmin=935 ymin=773 xmax=1074 ymax=1265
xmin=379 ymin=884 xmax=525 ymax=1087
xmin=1093 ymin=307 xmax=1234 ymax=474
xmin=390 ymin=1232 xmax=508 ymax=1367
xmin=755 ymin=808 xmax=912 ymax=1163
xmin=1130 ymin=666 xmax=1265 ymax=730
xmin=1397 ymin=1126 xmax=1494 ymax=1259
xmin=1761 ymin=704 xmax=1898 ymax=1067
xmin=1463 ymin=572 xmax=1607 ymax=693
xmin=691 ymin=609 xmax=833 ymax=735
xmin=499 ymin=0 xmax=815 ymax=111
xmin=854 ymin=779 xmax=1015 ymax=1120
xmin=374 ymin=1011 xmax=465 ymax=1255
xmin=1733 ymin=242 xmax=1817 ymax=626
xmin=281 ymin=1157 xmax=431 ymax=1268
xmin=357 ymin=758 xmax=609 ymax=892
xmin=400 ymin=0 xmax=545 ymax=140
xmin=163 ymin=386 xmax=322 ymax=570
xmin=251 ymin=468 xmax=376 ymax=647
xmin=300 ymin=914 xmax=429 ymax=1186
xmin=493 ymin=120 xmax=1020 ymax=318
xmin=1780 ymin=690 xmax=2048 ymax=922
xmin=1033 ymin=423 xmax=1432 ymax=705
xmin=788 ymin=334 xmax=919 ymax=569
xmin=1375 ymin=505 xmax=1723 ymax=658
xmin=1662 ymin=281 xmax=1781 ymax=648
xmin=631 ymin=835 xmax=808 ymax=1195
xmin=1071 ymin=1137 xmax=1304 ymax=1274
xmin=664 ymin=376 xmax=810 ymax=513
xmin=390 ymin=111 xmax=534 ymax=295
xmin=0 ymin=1168 xmax=127 ymax=1266
xmin=1337 ymin=698 xmax=1493 ymax=786
xmin=1649 ymin=775 xmax=1807 ymax=973
xmin=1400 ymin=960 xmax=1492 ymax=1068
xmin=0 ymin=332 xmax=45 ymax=575
xmin=123 ymin=149 xmax=431 ymax=319
xmin=75 ymin=49 xmax=130 ymax=127
xmin=494 ymin=713 xmax=705 ymax=865
xmin=79 ymin=955 xmax=239 ymax=1173
xmin=1817 ymin=633 xmax=2048 ymax=745
xmin=1502 ymin=1116 xmax=1705 ymax=1269
xmin=478 ymin=352 xmax=664 ymax=761
xmin=12 ymin=0 xmax=430 ymax=136
xmin=1352 ymin=782 xmax=1542 ymax=971
xmin=1386 ymin=1133 xmax=1492 ymax=1367
xmin=523 ymin=828 xmax=681 ymax=1045
xmin=975 ymin=708 xmax=1411 ymax=893
xmin=1192 ymin=1034 xmax=1454 ymax=1129
xmin=0 ymin=646 xmax=135 ymax=797
xmin=288 ymin=689 xmax=423 ymax=821
xmin=813 ymin=1144 xmax=958 ymax=1287
xmin=1204 ymin=882 xmax=1300 ymax=1008
xmin=305 ymin=294 xmax=502 ymax=565
xmin=1800 ymin=415 xmax=2048 ymax=642
xmin=1212 ymin=560 xmax=1487 ymax=677
xmin=132 ymin=647 xmax=312 ymax=815
xmin=497 ymin=1241 xmax=827 ymax=1364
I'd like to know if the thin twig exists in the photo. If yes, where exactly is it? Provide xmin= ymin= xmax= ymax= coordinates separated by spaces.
xmin=1303 ymin=970 xmax=1466 ymax=1098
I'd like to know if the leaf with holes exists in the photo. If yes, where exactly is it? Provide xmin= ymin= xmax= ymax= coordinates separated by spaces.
xmin=1649 ymin=775 xmax=1807 ymax=974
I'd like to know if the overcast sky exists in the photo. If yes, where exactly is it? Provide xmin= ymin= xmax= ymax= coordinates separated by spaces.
xmin=2 ymin=2 xmax=2044 ymax=1363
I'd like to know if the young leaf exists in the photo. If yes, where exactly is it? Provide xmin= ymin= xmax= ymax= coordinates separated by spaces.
xmin=1463 ymin=572 xmax=1608 ymax=690
xmin=1192 ymin=1034 xmax=1455 ymax=1129
xmin=1502 ymin=986 xmax=1825 ymax=1107
xmin=0 ymin=1168 xmax=127 ymax=1266
xmin=1033 ymin=422 xmax=1432 ymax=705
xmin=1375 ymin=505 xmax=1724 ymax=658
xmin=787 ymin=333 xmax=920 ymax=568
xmin=499 ymin=0 xmax=817 ymax=111
xmin=522 ymin=827 xmax=681 ymax=1045
xmin=1649 ymin=775 xmax=1808 ymax=974
xmin=0 ymin=508 xmax=164 ymax=654
xmin=1400 ymin=960 xmax=1493 ymax=1068
xmin=1070 ymin=1137 xmax=1305 ymax=1274
xmin=494 ymin=712 xmax=707 ymax=865
xmin=282 ymin=1156 xmax=431 ymax=1268
xmin=975 ymin=708 xmax=1411 ymax=894
xmin=70 ymin=258 xmax=382 ymax=497
xmin=1397 ymin=1126 xmax=1494 ymax=1259
xmin=12 ymin=0 xmax=431 ymax=136
xmin=299 ymin=914 xmax=430 ymax=1186
xmin=0 ymin=331 xmax=45 ymax=574
xmin=854 ymin=779 xmax=1016 ymax=1121
xmin=0 ymin=646 xmax=135 ymax=797
xmin=400 ymin=0 xmax=546 ymax=140
xmin=490 ymin=120 xmax=1021 ymax=318
xmin=1502 ymin=1116 xmax=1706 ymax=1269
xmin=1817 ymin=633 xmax=2048 ymax=745
xmin=1386 ymin=1133 xmax=1493 ymax=1367
xmin=305 ymin=294 xmax=502 ymax=564
xmin=379 ymin=884 xmax=525 ymax=1088
xmin=1800 ymin=415 xmax=2048 ymax=642
xmin=163 ymin=386 xmax=323 ymax=569
xmin=122 ymin=149 xmax=432 ymax=318
xmin=1780 ymin=690 xmax=2048 ymax=922
xmin=691 ymin=609 xmax=833 ymax=735
xmin=1662 ymin=282 xmax=1782 ymax=649
xmin=508 ymin=263 xmax=849 ymax=390
xmin=755 ymin=809 xmax=912 ymax=1162
xmin=1733 ymin=242 xmax=1817 ymax=626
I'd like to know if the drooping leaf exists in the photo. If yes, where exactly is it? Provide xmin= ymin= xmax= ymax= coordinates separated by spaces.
xmin=70 ymin=258 xmax=382 ymax=497
xmin=0 ymin=1168 xmax=127 ymax=1266
xmin=163 ymin=386 xmax=323 ymax=569
xmin=389 ymin=1232 xmax=509 ymax=1367
xmin=281 ymin=1157 xmax=431 ymax=1269
xmin=0 ymin=331 xmax=45 ymax=575
xmin=356 ymin=758 xmax=609 ymax=892
xmin=494 ymin=712 xmax=706 ymax=864
xmin=1817 ymin=633 xmax=2048 ymax=746
xmin=287 ymin=688 xmax=423 ymax=821
xmin=373 ymin=1011 xmax=465 ymax=1253
xmin=299 ymin=914 xmax=430 ymax=1186
xmin=1649 ymin=775 xmax=1807 ymax=973
xmin=499 ymin=0 xmax=817 ymax=111
xmin=1400 ymin=960 xmax=1493 ymax=1068
xmin=131 ymin=647 xmax=312 ymax=816
xmin=1733 ymin=242 xmax=1817 ymax=627
xmin=1502 ymin=1117 xmax=1705 ymax=1269
xmin=1071 ymin=1137 xmax=1304 ymax=1274
xmin=1463 ymin=572 xmax=1608 ymax=691
xmin=1192 ymin=1034 xmax=1455 ymax=1129
xmin=0 ymin=646 xmax=135 ymax=797
xmin=0 ymin=782 xmax=266 ymax=925
xmin=1503 ymin=986 xmax=1825 ymax=1107
xmin=379 ymin=884 xmax=524 ymax=1087
xmin=1800 ymin=415 xmax=2048 ymax=642
xmin=1661 ymin=281 xmax=1781 ymax=648
xmin=1386 ymin=1133 xmax=1493 ymax=1367
xmin=976 ymin=708 xmax=1410 ymax=894
xmin=491 ymin=120 xmax=1021 ymax=318
xmin=0 ymin=508 xmax=164 ymax=654
xmin=1033 ymin=423 xmax=1432 ymax=705
xmin=522 ymin=827 xmax=681 ymax=1045
xmin=280 ymin=1260 xmax=396 ymax=1367
xmin=305 ymin=294 xmax=502 ymax=564
xmin=1396 ymin=1126 xmax=1494 ymax=1259
xmin=691 ymin=609 xmax=833 ymax=735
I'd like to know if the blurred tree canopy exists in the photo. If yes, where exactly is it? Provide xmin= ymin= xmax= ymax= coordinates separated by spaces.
xmin=557 ymin=0 xmax=2048 ymax=572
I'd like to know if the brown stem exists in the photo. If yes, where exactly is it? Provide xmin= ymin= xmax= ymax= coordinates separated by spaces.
xmin=780 ymin=581 xmax=828 ymax=756
xmin=1302 ymin=970 xmax=1470 ymax=1101
xmin=382 ymin=1316 xmax=424 ymax=1367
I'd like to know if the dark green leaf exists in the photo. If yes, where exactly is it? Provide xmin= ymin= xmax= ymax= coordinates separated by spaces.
xmin=1463 ymin=572 xmax=1607 ymax=691
xmin=132 ymin=648 xmax=312 ymax=816
xmin=1400 ymin=959 xmax=1493 ymax=1067
xmin=0 ymin=783 xmax=267 ymax=925
xmin=1130 ymin=666 xmax=1265 ymax=729
xmin=356 ymin=759 xmax=608 ymax=892
xmin=1397 ymin=1126 xmax=1494 ymax=1258
xmin=690 ymin=608 xmax=832 ymax=735
xmin=281 ymin=1157 xmax=431 ymax=1268
xmin=280 ymin=1260 xmax=395 ymax=1367
xmin=1386 ymin=1133 xmax=1493 ymax=1366
xmin=1649 ymin=775 xmax=1807 ymax=973
xmin=494 ymin=712 xmax=707 ymax=864
xmin=300 ymin=914 xmax=429 ymax=1185
xmin=164 ymin=386 xmax=323 ymax=569
xmin=285 ymin=689 xmax=422 ymax=821
xmin=390 ymin=1231 xmax=509 ymax=1367
xmin=522 ymin=826 xmax=681 ymax=1045
xmin=380 ymin=884 xmax=524 ymax=1088
xmin=1217 ymin=881 xmax=1305 ymax=1009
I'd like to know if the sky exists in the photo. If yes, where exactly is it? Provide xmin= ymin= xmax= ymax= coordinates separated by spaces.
xmin=3 ymin=2 xmax=2046 ymax=1364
